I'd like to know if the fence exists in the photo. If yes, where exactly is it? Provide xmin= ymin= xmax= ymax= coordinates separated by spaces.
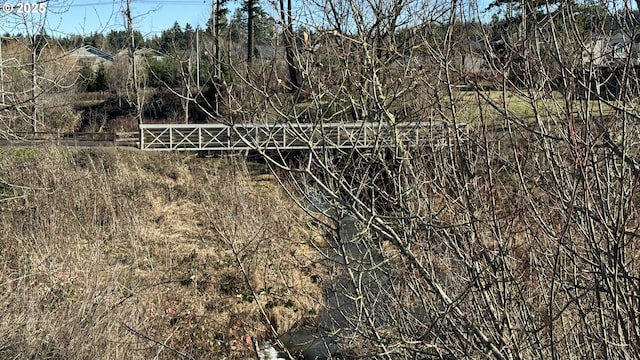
xmin=0 ymin=131 xmax=138 ymax=147
xmin=139 ymin=122 xmax=467 ymax=151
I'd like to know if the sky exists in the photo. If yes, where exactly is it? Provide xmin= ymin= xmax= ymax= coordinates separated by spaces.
xmin=0 ymin=0 xmax=502 ymax=39
xmin=0 ymin=0 xmax=241 ymax=38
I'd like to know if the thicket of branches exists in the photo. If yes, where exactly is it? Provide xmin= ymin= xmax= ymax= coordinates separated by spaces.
xmin=3 ymin=0 xmax=640 ymax=358
xmin=211 ymin=0 xmax=640 ymax=358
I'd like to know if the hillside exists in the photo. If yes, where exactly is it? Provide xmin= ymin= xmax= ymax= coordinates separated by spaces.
xmin=0 ymin=148 xmax=323 ymax=359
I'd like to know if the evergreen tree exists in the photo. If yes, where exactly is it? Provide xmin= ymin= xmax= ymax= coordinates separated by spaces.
xmin=80 ymin=64 xmax=108 ymax=92
xmin=207 ymin=0 xmax=230 ymax=89
xmin=229 ymin=3 xmax=275 ymax=45
xmin=159 ymin=22 xmax=186 ymax=53
xmin=106 ymin=30 xmax=143 ymax=51
xmin=229 ymin=7 xmax=247 ymax=43
xmin=206 ymin=0 xmax=229 ymax=35
xmin=184 ymin=23 xmax=194 ymax=48
xmin=92 ymin=65 xmax=108 ymax=91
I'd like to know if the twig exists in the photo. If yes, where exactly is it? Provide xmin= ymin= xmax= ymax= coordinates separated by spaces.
xmin=120 ymin=321 xmax=195 ymax=360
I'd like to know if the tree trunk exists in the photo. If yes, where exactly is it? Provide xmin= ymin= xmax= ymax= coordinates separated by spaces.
xmin=283 ymin=0 xmax=300 ymax=91
xmin=31 ymin=37 xmax=37 ymax=134
xmin=125 ymin=0 xmax=141 ymax=124
xmin=247 ymin=0 xmax=254 ymax=69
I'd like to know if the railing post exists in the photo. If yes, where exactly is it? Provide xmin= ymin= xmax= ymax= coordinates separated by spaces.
xmin=169 ymin=126 xmax=173 ymax=150
xmin=139 ymin=125 xmax=144 ymax=149
xmin=363 ymin=123 xmax=367 ymax=147
xmin=255 ymin=125 xmax=259 ymax=148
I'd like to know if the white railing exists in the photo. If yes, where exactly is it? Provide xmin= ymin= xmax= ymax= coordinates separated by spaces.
xmin=139 ymin=122 xmax=466 ymax=151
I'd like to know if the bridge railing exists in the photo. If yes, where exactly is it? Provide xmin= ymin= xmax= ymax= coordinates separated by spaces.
xmin=1 ymin=131 xmax=139 ymax=147
xmin=139 ymin=122 xmax=466 ymax=151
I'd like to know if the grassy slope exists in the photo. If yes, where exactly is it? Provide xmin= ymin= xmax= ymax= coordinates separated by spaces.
xmin=0 ymin=148 xmax=323 ymax=359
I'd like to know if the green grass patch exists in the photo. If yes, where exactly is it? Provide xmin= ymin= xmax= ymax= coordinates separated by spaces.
xmin=451 ymin=89 xmax=617 ymax=127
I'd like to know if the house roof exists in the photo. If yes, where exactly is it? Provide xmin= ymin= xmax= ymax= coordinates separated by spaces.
xmin=591 ymin=32 xmax=640 ymax=47
xmin=68 ymin=45 xmax=115 ymax=62
xmin=254 ymin=44 xmax=285 ymax=60
xmin=116 ymin=48 xmax=165 ymax=60
xmin=583 ymin=31 xmax=640 ymax=67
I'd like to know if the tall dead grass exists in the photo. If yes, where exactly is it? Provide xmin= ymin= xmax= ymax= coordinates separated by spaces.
xmin=0 ymin=148 xmax=322 ymax=359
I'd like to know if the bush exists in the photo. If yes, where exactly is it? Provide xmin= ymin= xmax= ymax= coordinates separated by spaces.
xmin=79 ymin=64 xmax=109 ymax=92
xmin=146 ymin=57 xmax=179 ymax=88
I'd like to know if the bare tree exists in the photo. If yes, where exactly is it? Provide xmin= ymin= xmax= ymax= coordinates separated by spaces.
xmin=278 ymin=0 xmax=300 ymax=91
xmin=123 ymin=0 xmax=143 ymax=125
xmin=215 ymin=0 xmax=640 ymax=358
xmin=0 ymin=2 xmax=78 ymax=134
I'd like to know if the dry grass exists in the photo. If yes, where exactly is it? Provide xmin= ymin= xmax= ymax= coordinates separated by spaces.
xmin=0 ymin=147 xmax=323 ymax=359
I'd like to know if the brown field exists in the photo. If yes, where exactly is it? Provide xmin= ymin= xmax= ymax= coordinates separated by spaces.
xmin=0 ymin=147 xmax=323 ymax=359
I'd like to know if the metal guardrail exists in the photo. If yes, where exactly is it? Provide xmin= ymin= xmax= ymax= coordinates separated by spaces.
xmin=1 ymin=131 xmax=139 ymax=147
xmin=139 ymin=122 xmax=466 ymax=151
